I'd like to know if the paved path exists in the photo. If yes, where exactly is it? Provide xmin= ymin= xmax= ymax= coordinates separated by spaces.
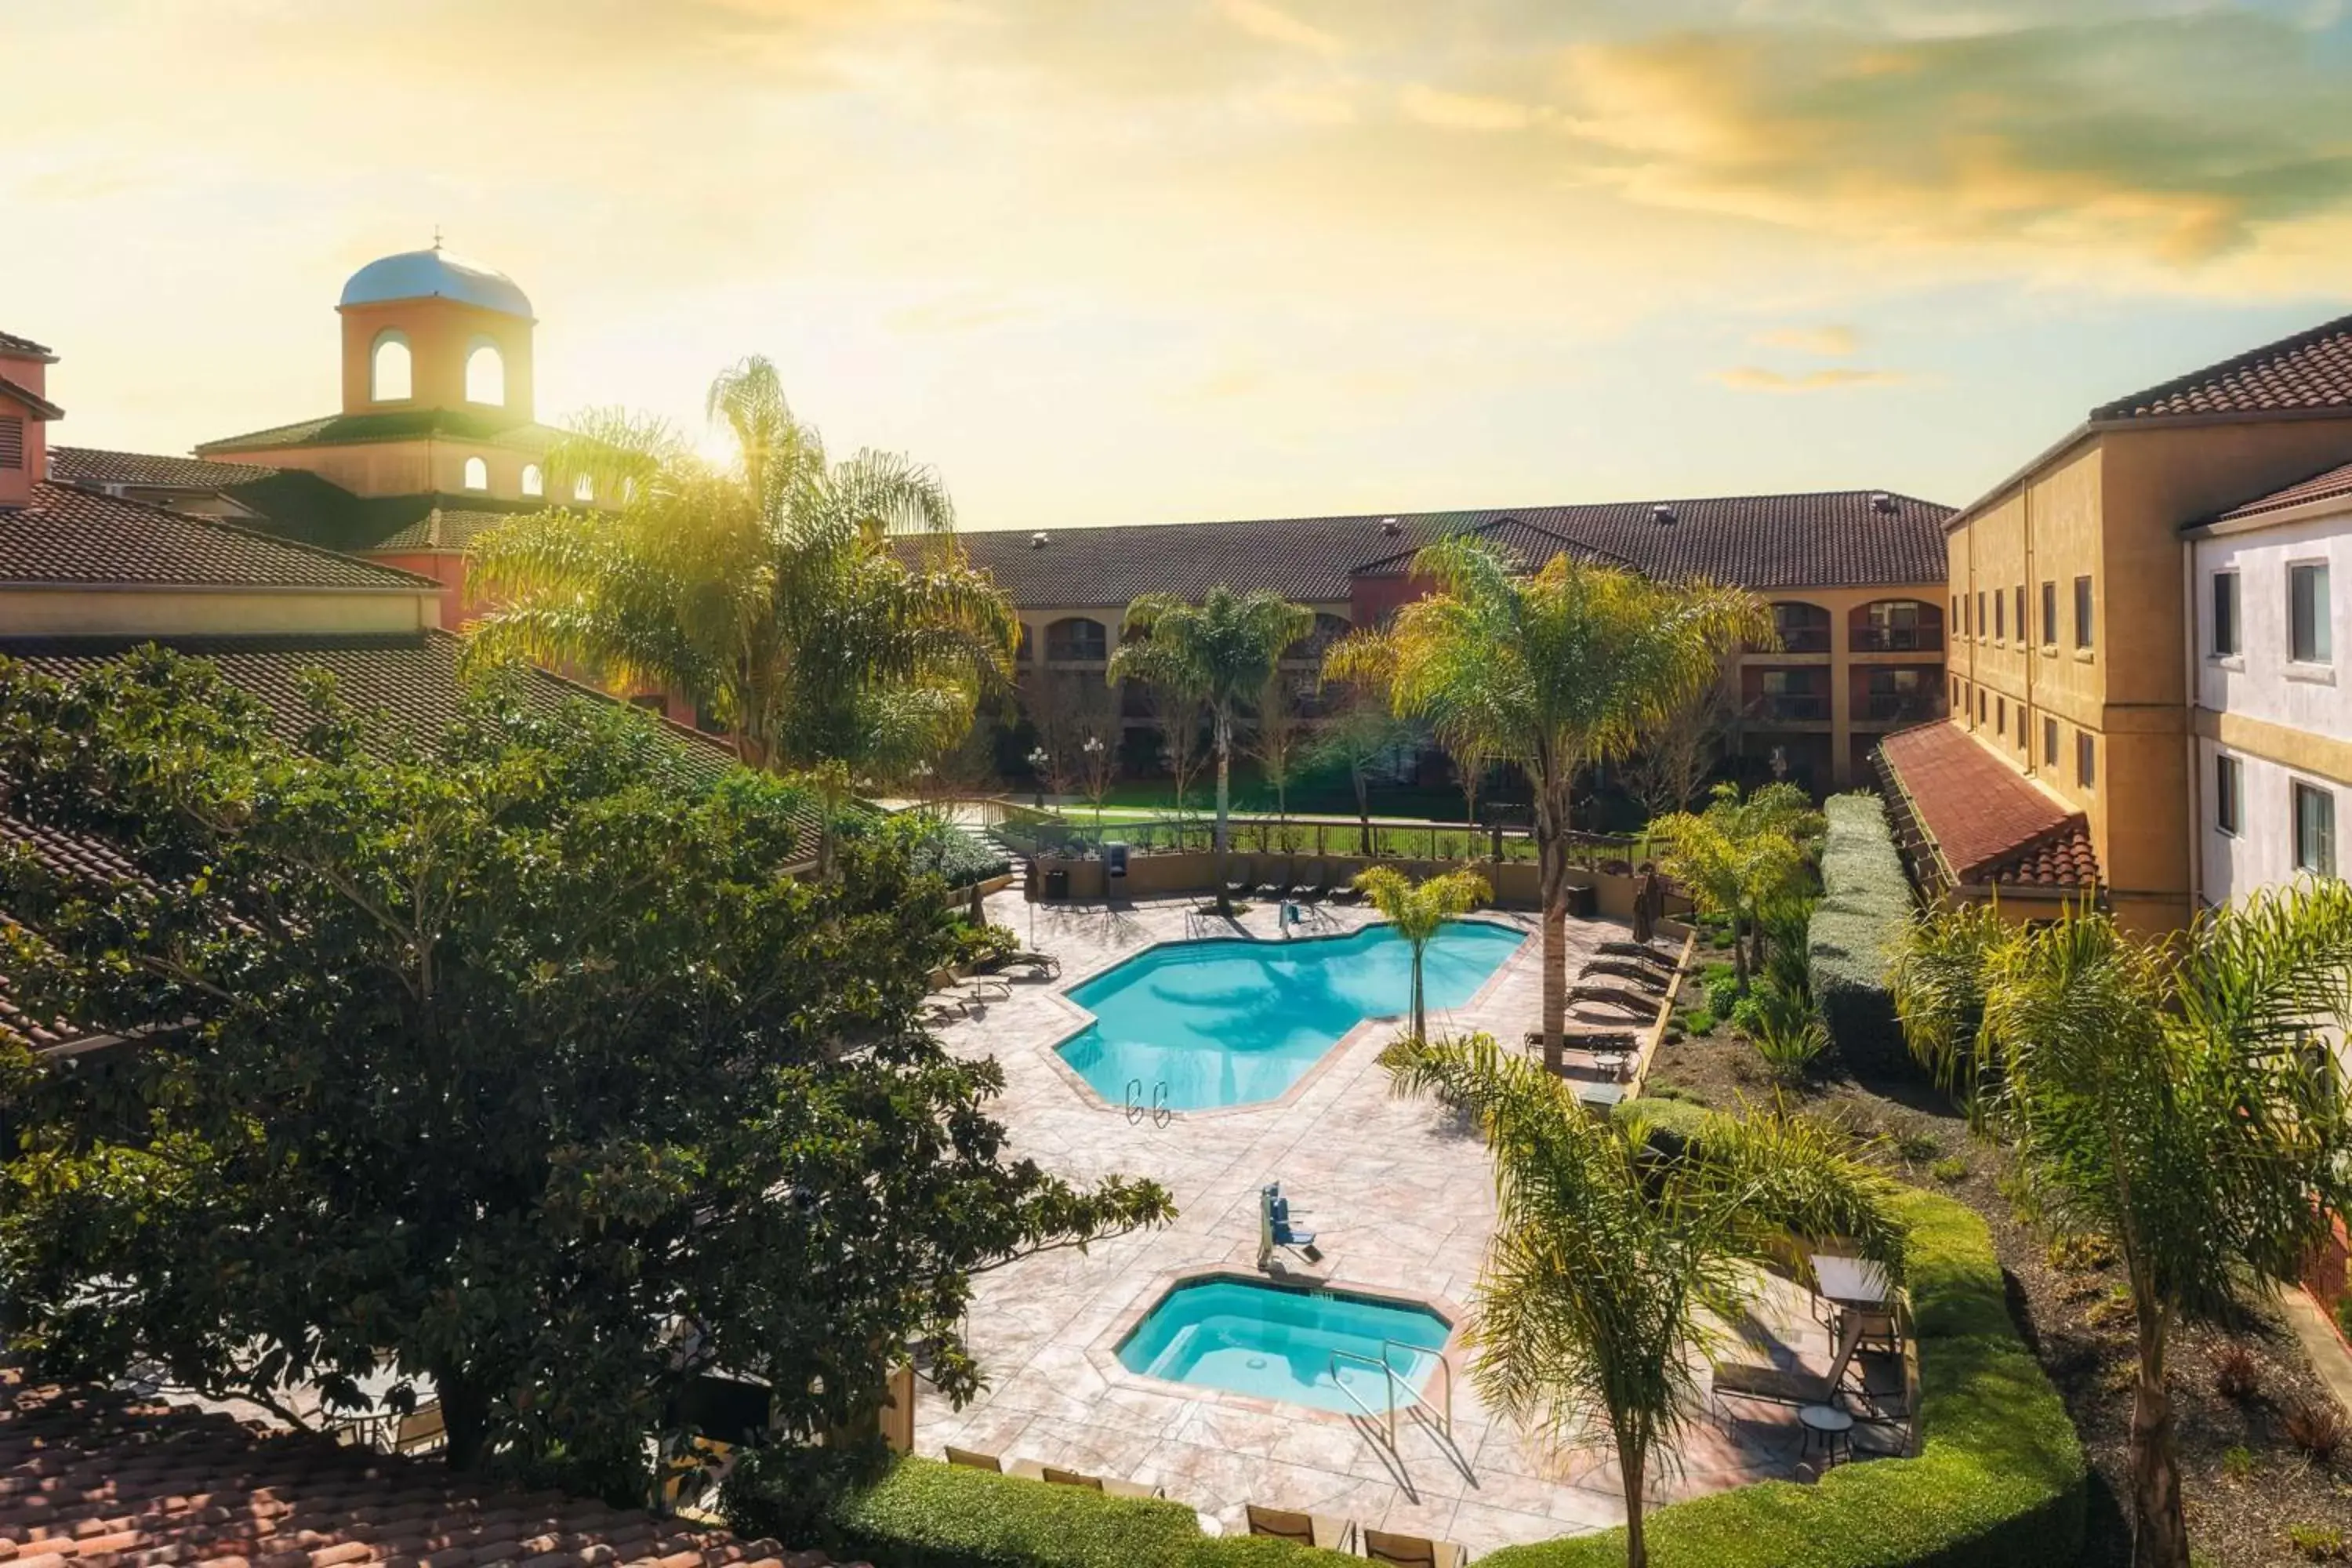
xmin=923 ymin=891 xmax=1846 ymax=1556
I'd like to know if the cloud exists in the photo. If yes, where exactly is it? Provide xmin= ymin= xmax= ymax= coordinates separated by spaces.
xmin=1215 ymin=0 xmax=1345 ymax=55
xmin=1711 ymin=365 xmax=1910 ymax=392
xmin=1754 ymin=325 xmax=1860 ymax=356
xmin=1399 ymin=83 xmax=1543 ymax=132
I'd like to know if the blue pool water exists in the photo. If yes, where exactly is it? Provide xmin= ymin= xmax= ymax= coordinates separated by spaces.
xmin=1118 ymin=1278 xmax=1451 ymax=1413
xmin=1058 ymin=920 xmax=1524 ymax=1111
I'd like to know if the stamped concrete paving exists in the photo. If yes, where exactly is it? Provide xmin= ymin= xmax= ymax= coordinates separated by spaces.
xmin=924 ymin=890 xmax=1845 ymax=1556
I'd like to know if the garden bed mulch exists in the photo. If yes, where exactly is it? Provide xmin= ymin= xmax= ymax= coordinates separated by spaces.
xmin=1643 ymin=1018 xmax=2352 ymax=1567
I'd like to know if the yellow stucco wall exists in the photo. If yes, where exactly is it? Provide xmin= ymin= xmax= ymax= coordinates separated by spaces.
xmin=1942 ymin=412 xmax=2352 ymax=935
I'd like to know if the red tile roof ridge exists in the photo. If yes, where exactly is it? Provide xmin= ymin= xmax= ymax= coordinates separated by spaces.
xmin=1878 ymin=721 xmax=2096 ymax=887
xmin=2092 ymin=308 xmax=2352 ymax=423
xmin=2205 ymin=456 xmax=2352 ymax=525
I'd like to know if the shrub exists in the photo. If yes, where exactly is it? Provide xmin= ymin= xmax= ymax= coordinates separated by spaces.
xmin=1708 ymin=975 xmax=1742 ymax=1018
xmin=1807 ymin=793 xmax=1912 ymax=1073
xmin=1751 ymin=1008 xmax=1830 ymax=1084
xmin=2337 ymin=1291 xmax=2352 ymax=1341
xmin=2212 ymin=1345 xmax=2259 ymax=1401
xmin=2287 ymin=1522 xmax=2348 ymax=1562
xmin=1613 ymin=1094 xmax=1719 ymax=1152
xmin=1482 ymin=1189 xmax=2085 ymax=1568
xmin=2285 ymin=1400 xmax=2347 ymax=1464
xmin=2220 ymin=1443 xmax=2259 ymax=1482
xmin=1728 ymin=995 xmax=1765 ymax=1036
xmin=1682 ymin=1008 xmax=1718 ymax=1036
xmin=726 ymin=1453 xmax=1350 ymax=1568
xmin=1929 ymin=1156 xmax=1970 ymax=1185
xmin=1893 ymin=1129 xmax=1941 ymax=1166
xmin=2045 ymin=1232 xmax=2118 ymax=1275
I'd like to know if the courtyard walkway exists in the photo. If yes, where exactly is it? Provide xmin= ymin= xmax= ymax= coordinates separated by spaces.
xmin=922 ymin=889 xmax=1840 ymax=1556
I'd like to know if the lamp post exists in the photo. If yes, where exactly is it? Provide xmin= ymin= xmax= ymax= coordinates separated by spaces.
xmin=1028 ymin=746 xmax=1050 ymax=810
xmin=1081 ymin=734 xmax=1106 ymax=847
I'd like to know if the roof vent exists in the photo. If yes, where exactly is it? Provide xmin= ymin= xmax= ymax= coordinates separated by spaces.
xmin=1030 ymin=531 xmax=1050 ymax=548
xmin=1651 ymin=504 xmax=1677 ymax=525
xmin=1869 ymin=491 xmax=1897 ymax=514
xmin=1380 ymin=517 xmax=1402 ymax=536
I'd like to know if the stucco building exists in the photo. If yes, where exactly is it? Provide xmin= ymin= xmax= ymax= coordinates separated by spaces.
xmin=1879 ymin=311 xmax=2352 ymax=933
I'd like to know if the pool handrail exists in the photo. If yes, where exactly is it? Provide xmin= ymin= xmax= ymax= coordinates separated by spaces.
xmin=1383 ymin=1340 xmax=1452 ymax=1439
xmin=1328 ymin=1346 xmax=1399 ymax=1449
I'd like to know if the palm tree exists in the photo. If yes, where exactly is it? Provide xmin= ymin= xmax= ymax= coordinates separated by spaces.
xmin=1653 ymin=782 xmax=1823 ymax=993
xmin=1109 ymin=587 xmax=1313 ymax=914
xmin=466 ymin=358 xmax=1016 ymax=777
xmin=1892 ymin=886 xmax=2352 ymax=1568
xmin=1353 ymin=866 xmax=1491 ymax=1040
xmin=1335 ymin=539 xmax=1767 ymax=1072
xmin=1386 ymin=1033 xmax=1905 ymax=1568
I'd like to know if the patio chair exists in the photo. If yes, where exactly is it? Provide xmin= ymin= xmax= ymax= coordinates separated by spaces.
xmin=999 ymin=949 xmax=1061 ymax=980
xmin=391 ymin=1403 xmax=445 ymax=1456
xmin=1041 ymin=1466 xmax=1163 ymax=1499
xmin=1254 ymin=862 xmax=1295 ymax=900
xmin=1597 ymin=939 xmax=1679 ymax=971
xmin=1293 ymin=862 xmax=1334 ymax=905
xmin=1327 ymin=873 xmax=1365 ymax=907
xmin=1363 ymin=1527 xmax=1471 ymax=1567
xmin=1579 ymin=958 xmax=1668 ymax=993
xmin=1225 ymin=860 xmax=1256 ymax=898
xmin=1709 ymin=1312 xmax=1866 ymax=1422
xmin=1567 ymin=984 xmax=1662 ymax=1021
xmin=946 ymin=1446 xmax=1047 ymax=1479
xmin=1246 ymin=1504 xmax=1357 ymax=1553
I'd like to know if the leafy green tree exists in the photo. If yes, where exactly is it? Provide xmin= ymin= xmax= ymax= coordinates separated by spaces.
xmin=1386 ymin=1034 xmax=1905 ymax=1568
xmin=1352 ymin=866 xmax=1491 ymax=1040
xmin=0 ymin=650 xmax=1171 ymax=1498
xmin=1337 ymin=540 xmax=1767 ymax=1071
xmin=1893 ymin=890 xmax=2352 ymax=1568
xmin=468 ymin=356 xmax=1016 ymax=776
xmin=1306 ymin=679 xmax=1412 ymax=857
xmin=1653 ymin=782 xmax=1824 ymax=993
xmin=1108 ymin=588 xmax=1313 ymax=914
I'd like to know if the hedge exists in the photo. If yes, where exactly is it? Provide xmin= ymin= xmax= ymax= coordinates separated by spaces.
xmin=725 ymin=1451 xmax=1353 ymax=1568
xmin=1808 ymin=793 xmax=1913 ymax=1073
xmin=1480 ymin=1189 xmax=2086 ymax=1568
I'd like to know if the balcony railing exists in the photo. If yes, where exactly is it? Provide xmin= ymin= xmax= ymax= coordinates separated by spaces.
xmin=1748 ymin=694 xmax=1830 ymax=723
xmin=1851 ymin=627 xmax=1944 ymax=653
xmin=1861 ymin=694 xmax=1940 ymax=724
xmin=1771 ymin=628 xmax=1833 ymax=654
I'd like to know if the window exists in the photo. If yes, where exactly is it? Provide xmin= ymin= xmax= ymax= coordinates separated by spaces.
xmin=369 ymin=331 xmax=412 ymax=402
xmin=2216 ymin=753 xmax=2242 ymax=836
xmin=1993 ymin=590 xmax=2005 ymax=641
xmin=1995 ymin=695 xmax=2006 ymax=731
xmin=1952 ymin=593 xmax=1962 ymax=631
xmin=461 ymin=456 xmax=488 ymax=492
xmin=2043 ymin=716 xmax=2059 ymax=766
xmin=2040 ymin=581 xmax=2056 ymax=647
xmin=1769 ymin=601 xmax=1832 ymax=653
xmin=2290 ymin=562 xmax=2332 ymax=663
xmin=2073 ymin=575 xmax=2094 ymax=650
xmin=1859 ymin=599 xmax=1936 ymax=652
xmin=1045 ymin=617 xmax=1109 ymax=662
xmin=0 ymin=415 xmax=21 ymax=470
xmin=2211 ymin=571 xmax=2239 ymax=657
xmin=1951 ymin=676 xmax=1962 ymax=710
xmin=464 ymin=340 xmax=506 ymax=406
xmin=1976 ymin=688 xmax=1987 ymax=723
xmin=2295 ymin=782 xmax=2336 ymax=877
xmin=573 ymin=474 xmax=594 ymax=503
xmin=521 ymin=463 xmax=543 ymax=498
xmin=2076 ymin=730 xmax=2096 ymax=790
xmin=2013 ymin=586 xmax=2025 ymax=644
xmin=2016 ymin=704 xmax=2028 ymax=750
xmin=1976 ymin=591 xmax=1986 ymax=640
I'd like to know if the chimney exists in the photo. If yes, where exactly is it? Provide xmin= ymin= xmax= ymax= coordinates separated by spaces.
xmin=0 ymin=330 xmax=61 ymax=510
xmin=1869 ymin=491 xmax=1897 ymax=514
xmin=1651 ymin=503 xmax=1678 ymax=525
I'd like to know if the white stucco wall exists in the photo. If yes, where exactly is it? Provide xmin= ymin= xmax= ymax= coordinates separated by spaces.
xmin=2191 ymin=500 xmax=2351 ymax=913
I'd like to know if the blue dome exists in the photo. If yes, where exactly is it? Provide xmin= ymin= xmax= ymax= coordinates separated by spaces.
xmin=339 ymin=249 xmax=533 ymax=318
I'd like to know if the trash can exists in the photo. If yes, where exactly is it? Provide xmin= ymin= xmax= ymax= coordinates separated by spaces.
xmin=1564 ymin=882 xmax=1599 ymax=919
xmin=1043 ymin=866 xmax=1070 ymax=901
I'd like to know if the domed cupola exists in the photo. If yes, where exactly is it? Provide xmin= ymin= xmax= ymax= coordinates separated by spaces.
xmin=336 ymin=241 xmax=535 ymax=420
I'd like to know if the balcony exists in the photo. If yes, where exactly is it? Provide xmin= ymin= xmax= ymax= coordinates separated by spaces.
xmin=1748 ymin=694 xmax=1830 ymax=723
xmin=1860 ymin=694 xmax=1941 ymax=724
xmin=1851 ymin=627 xmax=1944 ymax=654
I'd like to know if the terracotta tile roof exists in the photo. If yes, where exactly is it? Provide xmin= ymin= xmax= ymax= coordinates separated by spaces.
xmin=1349 ymin=515 xmax=1631 ymax=577
xmin=0 ymin=1373 xmax=834 ymax=1568
xmin=0 ymin=330 xmax=55 ymax=359
xmin=2208 ymin=457 xmax=2352 ymax=524
xmin=0 ymin=484 xmax=434 ymax=592
xmin=0 ymin=374 xmax=64 ymax=422
xmin=1876 ymin=721 xmax=2098 ymax=890
xmin=936 ymin=489 xmax=1951 ymax=609
xmin=198 ymin=409 xmax=563 ymax=456
xmin=2093 ymin=310 xmax=2352 ymax=423
xmin=49 ymin=446 xmax=285 ymax=489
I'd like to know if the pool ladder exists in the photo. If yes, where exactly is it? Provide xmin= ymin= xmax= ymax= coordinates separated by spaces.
xmin=1123 ymin=1077 xmax=1172 ymax=1129
xmin=1329 ymin=1339 xmax=1454 ymax=1451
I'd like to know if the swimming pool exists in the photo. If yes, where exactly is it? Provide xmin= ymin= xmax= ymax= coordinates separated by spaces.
xmin=1057 ymin=920 xmax=1525 ymax=1111
xmin=1117 ymin=1276 xmax=1451 ymax=1414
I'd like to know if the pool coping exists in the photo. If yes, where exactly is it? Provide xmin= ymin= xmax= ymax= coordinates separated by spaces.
xmin=1088 ymin=1264 xmax=1473 ymax=1432
xmin=1031 ymin=913 xmax=1537 ymax=1120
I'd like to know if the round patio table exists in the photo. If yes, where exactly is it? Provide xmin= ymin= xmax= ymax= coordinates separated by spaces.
xmin=1799 ymin=1403 xmax=1854 ymax=1468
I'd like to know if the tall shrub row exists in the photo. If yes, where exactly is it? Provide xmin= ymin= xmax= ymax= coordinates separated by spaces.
xmin=1807 ymin=793 xmax=1914 ymax=1073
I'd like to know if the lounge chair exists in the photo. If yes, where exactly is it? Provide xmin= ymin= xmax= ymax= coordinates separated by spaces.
xmin=1254 ymin=862 xmax=1294 ymax=900
xmin=1363 ymin=1527 xmax=1471 ymax=1567
xmin=1293 ymin=862 xmax=1333 ymax=905
xmin=1711 ymin=1312 xmax=1866 ymax=1421
xmin=946 ymin=1446 xmax=1045 ymax=1479
xmin=1566 ymin=985 xmax=1660 ymax=1021
xmin=1041 ymin=1465 xmax=1163 ymax=1499
xmin=1328 ymin=874 xmax=1365 ymax=906
xmin=1598 ymin=939 xmax=1679 ymax=968
xmin=1225 ymin=860 xmax=1256 ymax=897
xmin=993 ymin=949 xmax=1061 ymax=980
xmin=1580 ymin=959 xmax=1669 ymax=993
xmin=1246 ymin=1504 xmax=1357 ymax=1553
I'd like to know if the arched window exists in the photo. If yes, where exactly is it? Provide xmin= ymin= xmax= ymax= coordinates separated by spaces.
xmin=463 ymin=456 xmax=489 ymax=492
xmin=573 ymin=474 xmax=594 ymax=503
xmin=520 ymin=463 xmax=543 ymax=498
xmin=1044 ymin=617 xmax=1109 ymax=662
xmin=1767 ymin=601 xmax=1832 ymax=653
xmin=464 ymin=339 xmax=506 ymax=406
xmin=1853 ymin=598 xmax=1943 ymax=653
xmin=1289 ymin=612 xmax=1352 ymax=662
xmin=370 ymin=332 xmax=412 ymax=402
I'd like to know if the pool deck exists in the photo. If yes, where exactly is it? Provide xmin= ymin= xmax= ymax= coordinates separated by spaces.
xmin=923 ymin=889 xmax=1873 ymax=1556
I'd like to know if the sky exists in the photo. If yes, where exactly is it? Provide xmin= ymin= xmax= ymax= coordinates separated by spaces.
xmin=7 ymin=0 xmax=2352 ymax=529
